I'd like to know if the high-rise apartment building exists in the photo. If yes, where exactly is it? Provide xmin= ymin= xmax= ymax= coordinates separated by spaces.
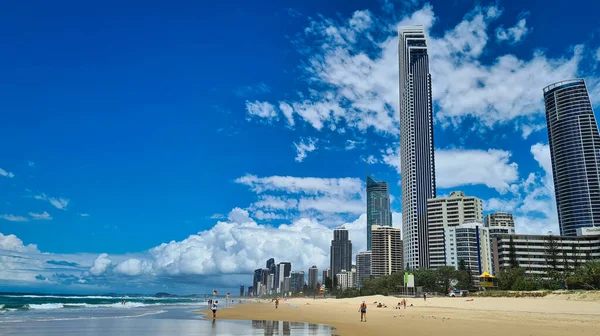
xmin=240 ymin=285 xmax=244 ymax=297
xmin=367 ymin=176 xmax=392 ymax=250
xmin=266 ymin=258 xmax=275 ymax=270
xmin=484 ymin=212 xmax=516 ymax=237
xmin=277 ymin=262 xmax=291 ymax=293
xmin=399 ymin=25 xmax=437 ymax=269
xmin=330 ymin=226 xmax=352 ymax=278
xmin=544 ymin=79 xmax=600 ymax=236
xmin=444 ymin=222 xmax=492 ymax=277
xmin=308 ymin=266 xmax=319 ymax=289
xmin=371 ymin=225 xmax=403 ymax=276
xmin=427 ymin=191 xmax=483 ymax=268
xmin=356 ymin=251 xmax=372 ymax=288
xmin=322 ymin=268 xmax=331 ymax=287
xmin=335 ymin=268 xmax=356 ymax=290
xmin=252 ymin=268 xmax=263 ymax=296
xmin=290 ymin=271 xmax=305 ymax=293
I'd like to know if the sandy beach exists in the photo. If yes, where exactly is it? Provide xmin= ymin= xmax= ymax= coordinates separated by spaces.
xmin=202 ymin=294 xmax=600 ymax=336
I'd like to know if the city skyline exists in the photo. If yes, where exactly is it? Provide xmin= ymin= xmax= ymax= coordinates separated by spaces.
xmin=1 ymin=0 xmax=600 ymax=294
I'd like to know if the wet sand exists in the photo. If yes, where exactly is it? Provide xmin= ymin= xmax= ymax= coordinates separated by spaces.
xmin=201 ymin=294 xmax=600 ymax=336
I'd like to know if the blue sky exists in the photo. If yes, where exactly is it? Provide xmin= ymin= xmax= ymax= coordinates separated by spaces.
xmin=1 ymin=0 xmax=599 ymax=294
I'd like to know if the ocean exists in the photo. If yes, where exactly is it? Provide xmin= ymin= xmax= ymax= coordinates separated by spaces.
xmin=0 ymin=293 xmax=333 ymax=335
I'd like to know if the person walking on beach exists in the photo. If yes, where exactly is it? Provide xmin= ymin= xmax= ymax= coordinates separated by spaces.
xmin=211 ymin=300 xmax=218 ymax=319
xmin=359 ymin=301 xmax=367 ymax=322
xmin=423 ymin=293 xmax=427 ymax=302
xmin=403 ymin=298 xmax=407 ymax=309
xmin=275 ymin=298 xmax=279 ymax=309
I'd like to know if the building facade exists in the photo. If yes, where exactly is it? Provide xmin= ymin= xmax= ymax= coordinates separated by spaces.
xmin=543 ymin=79 xmax=600 ymax=236
xmin=282 ymin=277 xmax=291 ymax=294
xmin=308 ymin=266 xmax=319 ymax=289
xmin=399 ymin=25 xmax=437 ymax=270
xmin=335 ymin=269 xmax=356 ymax=290
xmin=330 ymin=226 xmax=352 ymax=278
xmin=371 ymin=225 xmax=403 ymax=276
xmin=484 ymin=212 xmax=515 ymax=235
xmin=322 ymin=268 xmax=331 ymax=288
xmin=444 ymin=222 xmax=492 ymax=277
xmin=240 ymin=285 xmax=244 ymax=297
xmin=427 ymin=191 xmax=483 ymax=268
xmin=356 ymin=251 xmax=372 ymax=288
xmin=492 ymin=232 xmax=600 ymax=275
xmin=253 ymin=268 xmax=263 ymax=296
xmin=290 ymin=271 xmax=305 ymax=293
xmin=367 ymin=176 xmax=392 ymax=250
xmin=277 ymin=262 xmax=291 ymax=293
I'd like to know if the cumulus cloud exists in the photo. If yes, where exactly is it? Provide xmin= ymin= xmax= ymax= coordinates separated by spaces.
xmin=114 ymin=259 xmax=153 ymax=276
xmin=0 ymin=168 xmax=14 ymax=178
xmin=436 ymin=149 xmax=519 ymax=192
xmin=0 ymin=214 xmax=29 ymax=222
xmin=0 ymin=233 xmax=39 ymax=253
xmin=293 ymin=137 xmax=318 ymax=162
xmin=495 ymin=18 xmax=530 ymax=44
xmin=34 ymin=193 xmax=69 ymax=210
xmin=90 ymin=253 xmax=112 ymax=276
xmin=29 ymin=211 xmax=53 ymax=220
xmin=380 ymin=146 xmax=519 ymax=192
xmin=245 ymin=101 xmax=278 ymax=120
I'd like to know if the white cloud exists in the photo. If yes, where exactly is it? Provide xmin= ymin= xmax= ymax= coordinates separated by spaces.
xmin=79 ymin=213 xmax=90 ymax=217
xmin=28 ymin=161 xmax=35 ymax=167
xmin=209 ymin=213 xmax=226 ymax=220
xmin=245 ymin=4 xmax=593 ymax=136
xmin=596 ymin=47 xmax=600 ymax=62
xmin=34 ymin=193 xmax=70 ymax=210
xmin=293 ymin=137 xmax=318 ymax=162
xmin=245 ymin=101 xmax=278 ymax=120
xmin=496 ymin=18 xmax=530 ymax=44
xmin=235 ymin=174 xmax=362 ymax=196
xmin=0 ymin=168 xmax=14 ymax=178
xmin=436 ymin=149 xmax=519 ymax=192
xmin=114 ymin=259 xmax=153 ymax=276
xmin=253 ymin=210 xmax=285 ymax=221
xmin=252 ymin=196 xmax=298 ymax=211
xmin=90 ymin=253 xmax=112 ymax=276
xmin=0 ymin=214 xmax=29 ymax=222
xmin=0 ymin=233 xmax=39 ymax=253
xmin=28 ymin=211 xmax=53 ymax=221
xmin=379 ymin=146 xmax=519 ymax=192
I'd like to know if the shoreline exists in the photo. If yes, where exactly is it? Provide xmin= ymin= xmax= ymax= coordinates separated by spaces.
xmin=199 ymin=295 xmax=600 ymax=336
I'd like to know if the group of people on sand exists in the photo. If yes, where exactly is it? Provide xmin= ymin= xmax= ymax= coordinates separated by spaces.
xmin=395 ymin=299 xmax=408 ymax=309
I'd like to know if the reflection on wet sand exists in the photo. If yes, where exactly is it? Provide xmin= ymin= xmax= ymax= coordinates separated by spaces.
xmin=251 ymin=320 xmax=332 ymax=335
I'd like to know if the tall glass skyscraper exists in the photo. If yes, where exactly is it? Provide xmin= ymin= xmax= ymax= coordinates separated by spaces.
xmin=398 ymin=25 xmax=436 ymax=269
xmin=330 ymin=226 xmax=352 ymax=278
xmin=367 ymin=176 xmax=392 ymax=250
xmin=543 ymin=79 xmax=600 ymax=236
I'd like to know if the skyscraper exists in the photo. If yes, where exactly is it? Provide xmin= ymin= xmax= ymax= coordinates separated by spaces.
xmin=371 ymin=226 xmax=403 ymax=276
xmin=544 ymin=79 xmax=600 ymax=236
xmin=266 ymin=258 xmax=275 ymax=270
xmin=330 ymin=226 xmax=352 ymax=277
xmin=240 ymin=285 xmax=244 ymax=297
xmin=427 ymin=191 xmax=483 ymax=268
xmin=484 ymin=212 xmax=516 ymax=237
xmin=308 ymin=266 xmax=319 ymax=289
xmin=445 ymin=222 xmax=492 ymax=278
xmin=367 ymin=176 xmax=392 ymax=250
xmin=398 ymin=25 xmax=436 ymax=269
xmin=290 ymin=271 xmax=305 ymax=293
xmin=277 ymin=262 xmax=291 ymax=293
xmin=356 ymin=251 xmax=372 ymax=288
xmin=253 ymin=268 xmax=263 ymax=296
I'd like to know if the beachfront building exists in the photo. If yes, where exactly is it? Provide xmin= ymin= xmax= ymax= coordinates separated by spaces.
xmin=322 ymin=268 xmax=331 ymax=288
xmin=544 ymin=79 xmax=600 ymax=236
xmin=371 ymin=225 xmax=403 ymax=277
xmin=399 ymin=25 xmax=437 ymax=270
xmin=367 ymin=176 xmax=392 ymax=250
xmin=252 ymin=268 xmax=263 ymax=296
xmin=356 ymin=251 xmax=372 ymax=288
xmin=282 ymin=277 xmax=291 ymax=294
xmin=335 ymin=269 xmax=356 ymax=290
xmin=484 ymin=212 xmax=515 ymax=236
xmin=444 ymin=222 xmax=493 ymax=277
xmin=277 ymin=262 xmax=291 ymax=293
xmin=492 ymin=229 xmax=600 ymax=276
xmin=240 ymin=285 xmax=244 ymax=297
xmin=427 ymin=191 xmax=483 ymax=269
xmin=308 ymin=266 xmax=319 ymax=289
xmin=290 ymin=271 xmax=305 ymax=293
xmin=266 ymin=273 xmax=274 ymax=295
xmin=330 ymin=226 xmax=352 ymax=278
